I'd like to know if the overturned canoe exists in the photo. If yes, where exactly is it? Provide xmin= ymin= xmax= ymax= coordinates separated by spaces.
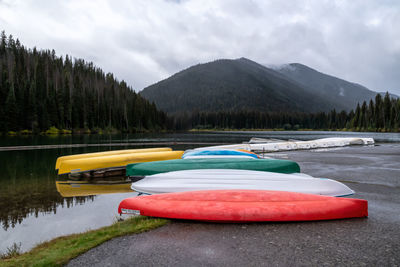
xmin=194 ymin=144 xmax=251 ymax=151
xmin=58 ymin=150 xmax=184 ymax=175
xmin=182 ymin=155 xmax=260 ymax=159
xmin=131 ymin=169 xmax=354 ymax=197
xmin=55 ymin=147 xmax=172 ymax=170
xmin=118 ymin=190 xmax=368 ymax=222
xmin=182 ymin=149 xmax=259 ymax=159
xmin=195 ymin=137 xmax=375 ymax=153
xmin=126 ymin=158 xmax=300 ymax=177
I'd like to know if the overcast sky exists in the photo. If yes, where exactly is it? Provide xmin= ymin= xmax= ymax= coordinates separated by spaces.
xmin=0 ymin=0 xmax=399 ymax=94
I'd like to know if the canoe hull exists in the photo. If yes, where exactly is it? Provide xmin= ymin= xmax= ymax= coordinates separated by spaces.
xmin=131 ymin=169 xmax=354 ymax=197
xmin=55 ymin=147 xmax=172 ymax=170
xmin=58 ymin=150 xmax=184 ymax=175
xmin=118 ymin=190 xmax=368 ymax=222
xmin=126 ymin=158 xmax=300 ymax=177
xmin=195 ymin=137 xmax=375 ymax=152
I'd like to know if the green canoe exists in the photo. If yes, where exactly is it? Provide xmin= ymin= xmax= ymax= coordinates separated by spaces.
xmin=126 ymin=158 xmax=300 ymax=177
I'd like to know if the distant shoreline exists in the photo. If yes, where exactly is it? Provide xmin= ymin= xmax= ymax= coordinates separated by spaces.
xmin=189 ymin=128 xmax=400 ymax=133
xmin=2 ymin=127 xmax=399 ymax=137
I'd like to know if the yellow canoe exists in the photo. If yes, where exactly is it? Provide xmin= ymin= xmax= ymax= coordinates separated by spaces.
xmin=58 ymin=150 xmax=184 ymax=175
xmin=55 ymin=180 xmax=132 ymax=197
xmin=55 ymin=147 xmax=172 ymax=170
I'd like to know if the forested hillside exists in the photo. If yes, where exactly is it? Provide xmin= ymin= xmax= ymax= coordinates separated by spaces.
xmin=140 ymin=58 xmax=385 ymax=115
xmin=140 ymin=58 xmax=340 ymax=114
xmin=0 ymin=31 xmax=167 ymax=134
xmin=272 ymin=63 xmax=380 ymax=111
xmin=172 ymin=93 xmax=400 ymax=132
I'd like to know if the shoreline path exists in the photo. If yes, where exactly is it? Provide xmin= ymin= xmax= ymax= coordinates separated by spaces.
xmin=67 ymin=144 xmax=400 ymax=266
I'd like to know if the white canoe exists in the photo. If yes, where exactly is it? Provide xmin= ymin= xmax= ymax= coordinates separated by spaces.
xmin=131 ymin=169 xmax=354 ymax=197
xmin=194 ymin=137 xmax=374 ymax=153
xmin=250 ymin=142 xmax=298 ymax=152
xmin=248 ymin=138 xmax=284 ymax=143
xmin=249 ymin=137 xmax=374 ymax=152
xmin=311 ymin=137 xmax=374 ymax=146
xmin=193 ymin=144 xmax=251 ymax=151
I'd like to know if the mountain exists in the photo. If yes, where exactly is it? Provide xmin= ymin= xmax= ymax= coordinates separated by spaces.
xmin=140 ymin=58 xmax=341 ymax=114
xmin=270 ymin=63 xmax=379 ymax=110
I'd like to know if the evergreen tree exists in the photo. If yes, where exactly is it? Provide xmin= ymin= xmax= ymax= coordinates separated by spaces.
xmin=4 ymin=84 xmax=18 ymax=130
xmin=383 ymin=92 xmax=391 ymax=130
xmin=360 ymin=101 xmax=367 ymax=130
xmin=173 ymin=93 xmax=399 ymax=133
xmin=367 ymin=99 xmax=375 ymax=130
xmin=0 ymin=32 xmax=167 ymax=133
xmin=375 ymin=94 xmax=384 ymax=130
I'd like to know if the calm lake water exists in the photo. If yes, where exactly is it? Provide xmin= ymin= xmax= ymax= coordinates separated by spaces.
xmin=1 ymin=131 xmax=399 ymax=253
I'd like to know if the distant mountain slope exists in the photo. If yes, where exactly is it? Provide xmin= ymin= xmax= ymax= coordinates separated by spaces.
xmin=140 ymin=58 xmax=339 ymax=114
xmin=271 ymin=63 xmax=378 ymax=110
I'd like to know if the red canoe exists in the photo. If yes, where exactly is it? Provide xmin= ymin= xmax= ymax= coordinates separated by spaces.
xmin=118 ymin=190 xmax=368 ymax=222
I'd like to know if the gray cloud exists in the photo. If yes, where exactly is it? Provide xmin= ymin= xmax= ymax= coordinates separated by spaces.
xmin=0 ymin=0 xmax=399 ymax=94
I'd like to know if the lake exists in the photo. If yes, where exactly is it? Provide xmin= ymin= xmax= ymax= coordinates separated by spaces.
xmin=1 ymin=131 xmax=399 ymax=254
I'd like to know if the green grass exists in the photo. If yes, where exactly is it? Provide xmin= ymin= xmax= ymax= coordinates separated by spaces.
xmin=44 ymin=126 xmax=60 ymax=135
xmin=0 ymin=216 xmax=169 ymax=267
xmin=0 ymin=243 xmax=22 ymax=260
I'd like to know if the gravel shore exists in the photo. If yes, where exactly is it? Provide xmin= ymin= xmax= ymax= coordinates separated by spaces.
xmin=67 ymin=144 xmax=400 ymax=266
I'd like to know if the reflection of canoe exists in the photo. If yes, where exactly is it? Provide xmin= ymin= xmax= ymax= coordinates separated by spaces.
xmin=55 ymin=147 xmax=172 ymax=170
xmin=126 ymin=158 xmax=300 ymax=177
xmin=118 ymin=190 xmax=368 ymax=222
xmin=131 ymin=169 xmax=354 ymax=197
xmin=58 ymin=150 xmax=184 ymax=176
xmin=56 ymin=180 xmax=132 ymax=197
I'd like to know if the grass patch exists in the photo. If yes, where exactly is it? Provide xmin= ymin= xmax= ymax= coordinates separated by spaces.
xmin=44 ymin=126 xmax=60 ymax=135
xmin=0 ymin=243 xmax=22 ymax=260
xmin=59 ymin=129 xmax=72 ymax=134
xmin=19 ymin=130 xmax=33 ymax=135
xmin=0 ymin=216 xmax=169 ymax=267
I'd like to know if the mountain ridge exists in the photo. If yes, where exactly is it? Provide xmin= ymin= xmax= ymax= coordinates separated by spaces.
xmin=270 ymin=63 xmax=379 ymax=110
xmin=140 ymin=58 xmax=381 ymax=114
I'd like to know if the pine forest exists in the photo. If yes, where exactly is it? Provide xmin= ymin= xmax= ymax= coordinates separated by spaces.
xmin=0 ymin=31 xmax=167 ymax=134
xmin=171 ymin=93 xmax=400 ymax=132
xmin=0 ymin=31 xmax=399 ymax=134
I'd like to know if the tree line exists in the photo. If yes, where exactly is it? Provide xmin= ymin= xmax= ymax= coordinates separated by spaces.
xmin=1 ymin=31 xmax=399 ymax=134
xmin=0 ymin=31 xmax=167 ymax=134
xmin=170 ymin=93 xmax=400 ymax=132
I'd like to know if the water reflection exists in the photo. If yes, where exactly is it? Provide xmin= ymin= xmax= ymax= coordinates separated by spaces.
xmin=0 ymin=149 xmax=98 ymax=231
xmin=56 ymin=176 xmax=133 ymax=197
xmin=0 ymin=147 xmax=138 ymax=253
